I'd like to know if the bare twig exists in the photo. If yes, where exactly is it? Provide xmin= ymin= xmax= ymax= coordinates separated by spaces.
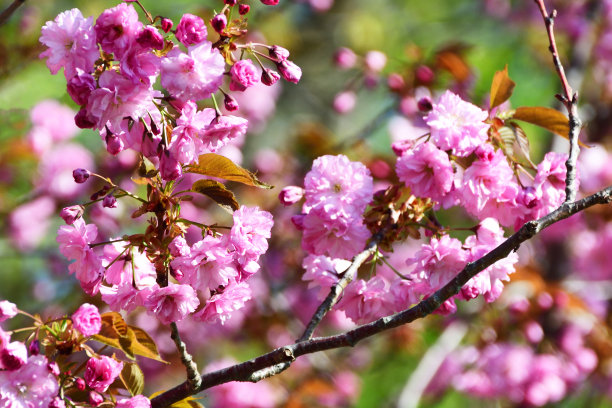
xmin=0 ymin=0 xmax=24 ymax=27
xmin=150 ymin=186 xmax=612 ymax=408
xmin=534 ymin=0 xmax=582 ymax=202
xmin=170 ymin=322 xmax=202 ymax=391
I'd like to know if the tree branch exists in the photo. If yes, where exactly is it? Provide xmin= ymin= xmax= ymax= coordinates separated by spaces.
xmin=150 ymin=185 xmax=612 ymax=408
xmin=0 ymin=0 xmax=24 ymax=27
xmin=534 ymin=0 xmax=582 ymax=202
xmin=169 ymin=322 xmax=201 ymax=391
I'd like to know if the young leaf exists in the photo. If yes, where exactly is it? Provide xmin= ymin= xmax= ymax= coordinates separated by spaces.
xmin=128 ymin=325 xmax=168 ymax=363
xmin=191 ymin=179 xmax=240 ymax=213
xmin=498 ymin=122 xmax=535 ymax=168
xmin=490 ymin=65 xmax=516 ymax=110
xmin=186 ymin=153 xmax=272 ymax=189
xmin=120 ymin=362 xmax=145 ymax=396
xmin=512 ymin=106 xmax=568 ymax=137
xmin=149 ymin=392 xmax=204 ymax=408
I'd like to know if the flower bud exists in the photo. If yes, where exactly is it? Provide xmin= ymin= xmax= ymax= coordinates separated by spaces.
xmin=269 ymin=45 xmax=290 ymax=61
xmin=28 ymin=340 xmax=40 ymax=356
xmin=225 ymin=0 xmax=238 ymax=5
xmin=137 ymin=25 xmax=164 ymax=50
xmin=277 ymin=60 xmax=302 ymax=83
xmin=74 ymin=108 xmax=95 ymax=129
xmin=211 ymin=14 xmax=227 ymax=33
xmin=161 ymin=18 xmax=173 ymax=33
xmin=415 ymin=65 xmax=435 ymax=84
xmin=261 ymin=69 xmax=280 ymax=86
xmin=160 ymin=152 xmax=182 ymax=181
xmin=333 ymin=47 xmax=357 ymax=69
xmin=333 ymin=90 xmax=356 ymax=114
xmin=1 ymin=341 xmax=27 ymax=370
xmin=102 ymin=195 xmax=117 ymax=209
xmin=417 ymin=96 xmax=433 ymax=112
xmin=67 ymin=70 xmax=96 ymax=106
xmin=47 ymin=362 xmax=60 ymax=376
xmin=48 ymin=397 xmax=66 ymax=408
xmin=238 ymin=4 xmax=250 ymax=14
xmin=224 ymin=94 xmax=239 ymax=111
xmin=364 ymin=50 xmax=387 ymax=72
xmin=387 ymin=73 xmax=405 ymax=92
xmin=60 ymin=205 xmax=84 ymax=225
xmin=0 ymin=301 xmax=17 ymax=322
xmin=279 ymin=186 xmax=304 ymax=206
xmin=89 ymin=391 xmax=103 ymax=407
xmin=72 ymin=168 xmax=90 ymax=184
xmin=261 ymin=0 xmax=279 ymax=4
xmin=75 ymin=377 xmax=86 ymax=391
xmin=105 ymin=133 xmax=124 ymax=155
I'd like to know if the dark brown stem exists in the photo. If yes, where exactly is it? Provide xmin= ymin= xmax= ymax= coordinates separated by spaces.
xmin=0 ymin=0 xmax=24 ymax=26
xmin=150 ymin=186 xmax=612 ymax=408
xmin=170 ymin=322 xmax=201 ymax=390
xmin=534 ymin=0 xmax=582 ymax=202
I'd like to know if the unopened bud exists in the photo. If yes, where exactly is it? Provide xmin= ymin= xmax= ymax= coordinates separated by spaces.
xmin=261 ymin=0 xmax=280 ymax=4
xmin=105 ymin=133 xmax=124 ymax=155
xmin=387 ymin=73 xmax=405 ymax=92
xmin=72 ymin=168 xmax=90 ymax=184
xmin=102 ymin=195 xmax=117 ymax=209
xmin=261 ymin=69 xmax=280 ymax=86
xmin=28 ymin=340 xmax=40 ymax=356
xmin=238 ymin=4 xmax=250 ymax=14
xmin=225 ymin=0 xmax=238 ymax=4
xmin=415 ymin=65 xmax=434 ymax=84
xmin=161 ymin=18 xmax=173 ymax=33
xmin=333 ymin=47 xmax=357 ymax=69
xmin=333 ymin=90 xmax=356 ymax=114
xmin=48 ymin=397 xmax=66 ymax=408
xmin=75 ymin=377 xmax=86 ymax=391
xmin=417 ymin=96 xmax=433 ymax=112
xmin=224 ymin=94 xmax=239 ymax=111
xmin=279 ymin=186 xmax=304 ymax=206
xmin=277 ymin=60 xmax=302 ymax=84
xmin=89 ymin=391 xmax=103 ymax=407
xmin=364 ymin=50 xmax=387 ymax=72
xmin=269 ymin=45 xmax=290 ymax=61
xmin=74 ymin=108 xmax=95 ymax=129
xmin=211 ymin=14 xmax=227 ymax=33
xmin=60 ymin=205 xmax=84 ymax=225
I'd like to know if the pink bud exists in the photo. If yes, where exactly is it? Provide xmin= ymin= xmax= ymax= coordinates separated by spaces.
xmin=74 ymin=108 xmax=95 ymax=129
xmin=225 ymin=0 xmax=237 ymax=4
xmin=1 ymin=341 xmax=27 ymax=370
xmin=137 ymin=25 xmax=164 ymax=50
xmin=48 ymin=397 xmax=66 ymax=408
xmin=387 ymin=73 xmax=405 ymax=91
xmin=417 ymin=96 xmax=433 ymax=112
xmin=277 ymin=60 xmax=302 ymax=83
xmin=224 ymin=94 xmax=239 ymax=111
xmin=415 ymin=65 xmax=435 ymax=84
xmin=161 ymin=18 xmax=173 ymax=33
xmin=0 ymin=300 xmax=17 ymax=322
xmin=279 ymin=186 xmax=305 ymax=206
xmin=211 ymin=14 xmax=227 ymax=33
xmin=105 ymin=133 xmax=124 ymax=155
xmin=89 ymin=391 xmax=103 ymax=407
xmin=334 ymin=47 xmax=357 ymax=69
xmin=28 ymin=340 xmax=40 ymax=356
xmin=160 ymin=151 xmax=182 ymax=181
xmin=269 ymin=45 xmax=290 ymax=61
xmin=239 ymin=4 xmax=250 ymax=14
xmin=75 ymin=377 xmax=86 ymax=391
xmin=333 ymin=90 xmax=357 ymax=114
xmin=261 ymin=69 xmax=280 ymax=86
xmin=67 ymin=71 xmax=96 ymax=106
xmin=102 ymin=195 xmax=117 ymax=209
xmin=72 ymin=168 xmax=90 ymax=183
xmin=261 ymin=0 xmax=280 ymax=4
xmin=48 ymin=361 xmax=60 ymax=376
xmin=60 ymin=205 xmax=84 ymax=225
xmin=364 ymin=50 xmax=387 ymax=72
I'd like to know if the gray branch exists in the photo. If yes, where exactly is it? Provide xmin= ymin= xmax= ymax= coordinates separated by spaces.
xmin=170 ymin=322 xmax=202 ymax=391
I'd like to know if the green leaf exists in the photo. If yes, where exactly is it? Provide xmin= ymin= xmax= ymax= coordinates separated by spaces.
xmin=498 ymin=122 xmax=535 ymax=168
xmin=120 ymin=362 xmax=145 ymax=396
xmin=191 ymin=179 xmax=240 ymax=213
xmin=489 ymin=65 xmax=515 ymax=110
xmin=186 ymin=153 xmax=272 ymax=189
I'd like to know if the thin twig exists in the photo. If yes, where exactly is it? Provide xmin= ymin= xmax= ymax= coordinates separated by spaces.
xmin=150 ymin=186 xmax=612 ymax=408
xmin=534 ymin=0 xmax=582 ymax=202
xmin=169 ymin=322 xmax=202 ymax=391
xmin=0 ymin=0 xmax=24 ymax=27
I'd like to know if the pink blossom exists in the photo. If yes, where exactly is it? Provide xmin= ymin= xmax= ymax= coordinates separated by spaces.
xmin=0 ymin=355 xmax=59 ymax=407
xmin=67 ymin=69 xmax=96 ymax=106
xmin=176 ymin=13 xmax=207 ymax=46
xmin=194 ymin=281 xmax=251 ymax=324
xmin=71 ymin=303 xmax=102 ymax=337
xmin=301 ymin=207 xmax=370 ymax=260
xmin=301 ymin=255 xmax=343 ymax=298
xmin=337 ymin=277 xmax=390 ymax=323
xmin=231 ymin=206 xmax=274 ymax=261
xmin=143 ymin=283 xmax=200 ymax=325
xmin=230 ymin=59 xmax=260 ymax=91
xmin=119 ymin=45 xmax=161 ymax=85
xmin=168 ymin=103 xmax=215 ymax=164
xmin=136 ymin=25 xmax=164 ymax=50
xmin=202 ymin=115 xmax=249 ymax=152
xmin=94 ymin=3 xmax=141 ymax=58
xmin=409 ymin=234 xmax=467 ymax=292
xmin=334 ymin=47 xmax=357 ymax=69
xmin=160 ymin=43 xmax=225 ymax=102
xmin=39 ymin=8 xmax=99 ymax=79
xmin=277 ymin=60 xmax=302 ymax=83
xmin=171 ymin=235 xmax=238 ymax=292
xmin=8 ymin=196 xmax=55 ymax=251
xmin=84 ymin=355 xmax=123 ymax=392
xmin=100 ymin=284 xmax=143 ymax=312
xmin=0 ymin=341 xmax=28 ymax=370
xmin=160 ymin=150 xmax=182 ymax=181
xmin=364 ymin=50 xmax=387 ymax=72
xmin=333 ymin=90 xmax=357 ymax=114
xmin=169 ymin=236 xmax=190 ymax=258
xmin=116 ymin=396 xmax=151 ymax=408
xmin=102 ymin=242 xmax=156 ymax=288
xmin=86 ymin=70 xmax=154 ymax=132
xmin=304 ymin=154 xmax=373 ymax=217
xmin=531 ymin=152 xmax=569 ymax=217
xmin=461 ymin=148 xmax=515 ymax=217
xmin=279 ymin=186 xmax=305 ymax=206
xmin=425 ymin=90 xmax=489 ymax=156
xmin=396 ymin=141 xmax=454 ymax=202
xmin=0 ymin=301 xmax=18 ymax=322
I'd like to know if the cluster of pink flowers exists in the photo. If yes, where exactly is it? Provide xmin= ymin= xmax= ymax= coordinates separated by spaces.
xmin=395 ymin=91 xmax=571 ymax=229
xmin=0 ymin=301 xmax=60 ymax=407
xmin=290 ymin=155 xmax=374 ymax=261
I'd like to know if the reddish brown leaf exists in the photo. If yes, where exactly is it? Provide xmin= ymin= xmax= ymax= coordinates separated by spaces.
xmin=490 ymin=65 xmax=516 ymax=110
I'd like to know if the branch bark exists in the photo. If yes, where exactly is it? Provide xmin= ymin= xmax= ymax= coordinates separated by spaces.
xmin=150 ymin=186 xmax=612 ymax=408
xmin=0 ymin=0 xmax=24 ymax=27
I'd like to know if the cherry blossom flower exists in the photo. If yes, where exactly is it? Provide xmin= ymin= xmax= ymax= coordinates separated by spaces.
xmin=143 ymin=283 xmax=200 ymax=325
xmin=72 ymin=303 xmax=102 ymax=337
xmin=0 ymin=355 xmax=59 ymax=407
xmin=84 ymin=355 xmax=123 ymax=392
xmin=194 ymin=281 xmax=252 ymax=324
